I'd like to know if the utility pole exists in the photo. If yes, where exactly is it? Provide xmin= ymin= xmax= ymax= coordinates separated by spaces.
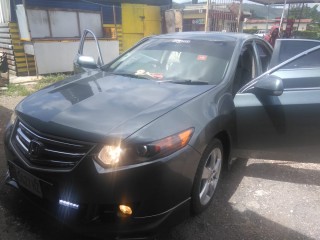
xmin=266 ymin=4 xmax=270 ymax=32
xmin=237 ymin=0 xmax=243 ymax=32
xmin=279 ymin=0 xmax=288 ymax=35
xmin=205 ymin=0 xmax=211 ymax=31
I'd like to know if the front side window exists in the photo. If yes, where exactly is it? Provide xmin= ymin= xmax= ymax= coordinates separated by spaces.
xmin=277 ymin=41 xmax=320 ymax=66
xmin=255 ymin=42 xmax=271 ymax=72
xmin=271 ymin=47 xmax=320 ymax=89
xmin=105 ymin=38 xmax=236 ymax=85
xmin=281 ymin=47 xmax=320 ymax=69
xmin=233 ymin=44 xmax=258 ymax=94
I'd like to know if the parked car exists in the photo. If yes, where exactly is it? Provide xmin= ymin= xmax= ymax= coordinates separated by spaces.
xmin=4 ymin=31 xmax=320 ymax=239
xmin=254 ymin=29 xmax=267 ymax=38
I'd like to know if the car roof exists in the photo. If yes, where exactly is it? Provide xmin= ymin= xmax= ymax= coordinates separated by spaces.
xmin=153 ymin=31 xmax=258 ymax=43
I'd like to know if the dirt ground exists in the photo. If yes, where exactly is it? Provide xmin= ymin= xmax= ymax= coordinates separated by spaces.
xmin=1 ymin=96 xmax=320 ymax=240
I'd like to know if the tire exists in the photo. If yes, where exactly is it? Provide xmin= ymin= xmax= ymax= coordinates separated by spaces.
xmin=191 ymin=138 xmax=223 ymax=214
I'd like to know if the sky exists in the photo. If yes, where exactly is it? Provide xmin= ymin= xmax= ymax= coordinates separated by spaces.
xmin=174 ymin=0 xmax=241 ymax=2
xmin=173 ymin=0 xmax=320 ymax=10
xmin=173 ymin=0 xmax=319 ymax=4
xmin=173 ymin=0 xmax=262 ymax=4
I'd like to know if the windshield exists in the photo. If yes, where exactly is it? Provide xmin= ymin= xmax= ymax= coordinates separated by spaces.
xmin=104 ymin=38 xmax=236 ymax=85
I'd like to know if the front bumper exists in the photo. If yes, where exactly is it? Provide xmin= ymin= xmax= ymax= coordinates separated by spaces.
xmin=5 ymin=168 xmax=190 ymax=239
xmin=4 ymin=126 xmax=200 ymax=238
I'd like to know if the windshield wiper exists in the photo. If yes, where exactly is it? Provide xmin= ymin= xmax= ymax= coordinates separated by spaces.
xmin=161 ymin=80 xmax=209 ymax=85
xmin=111 ymin=72 xmax=149 ymax=79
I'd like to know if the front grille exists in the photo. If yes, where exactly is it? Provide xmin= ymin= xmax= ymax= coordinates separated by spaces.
xmin=11 ymin=120 xmax=93 ymax=170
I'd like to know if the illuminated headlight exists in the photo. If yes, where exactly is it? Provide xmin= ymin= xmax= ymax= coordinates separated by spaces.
xmin=95 ymin=128 xmax=194 ymax=168
xmin=97 ymin=145 xmax=123 ymax=166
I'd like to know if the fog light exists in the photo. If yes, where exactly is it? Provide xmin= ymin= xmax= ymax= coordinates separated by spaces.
xmin=119 ymin=205 xmax=132 ymax=215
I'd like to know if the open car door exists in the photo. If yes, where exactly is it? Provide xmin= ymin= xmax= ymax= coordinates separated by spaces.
xmin=233 ymin=41 xmax=320 ymax=163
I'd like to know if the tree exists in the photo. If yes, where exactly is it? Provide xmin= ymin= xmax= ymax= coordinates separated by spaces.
xmin=288 ymin=4 xmax=320 ymax=22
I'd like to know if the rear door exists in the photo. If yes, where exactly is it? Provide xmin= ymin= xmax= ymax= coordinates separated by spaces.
xmin=233 ymin=43 xmax=320 ymax=162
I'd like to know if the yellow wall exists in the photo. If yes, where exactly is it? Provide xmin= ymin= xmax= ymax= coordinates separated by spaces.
xmin=143 ymin=6 xmax=161 ymax=36
xmin=121 ymin=3 xmax=161 ymax=51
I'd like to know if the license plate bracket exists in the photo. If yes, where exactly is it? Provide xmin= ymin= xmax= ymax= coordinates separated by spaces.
xmin=12 ymin=164 xmax=43 ymax=198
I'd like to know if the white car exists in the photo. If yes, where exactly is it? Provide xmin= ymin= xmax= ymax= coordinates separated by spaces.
xmin=254 ymin=29 xmax=268 ymax=38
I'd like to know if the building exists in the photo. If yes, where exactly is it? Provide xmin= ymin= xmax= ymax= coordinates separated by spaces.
xmin=165 ymin=1 xmax=251 ymax=33
xmin=244 ymin=18 xmax=313 ymax=32
xmin=0 ymin=0 xmax=171 ymax=76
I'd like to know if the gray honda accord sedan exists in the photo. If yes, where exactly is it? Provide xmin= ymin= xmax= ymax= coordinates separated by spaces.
xmin=4 ymin=32 xmax=320 ymax=238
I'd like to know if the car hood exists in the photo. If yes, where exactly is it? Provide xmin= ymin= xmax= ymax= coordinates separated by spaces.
xmin=16 ymin=71 xmax=213 ymax=142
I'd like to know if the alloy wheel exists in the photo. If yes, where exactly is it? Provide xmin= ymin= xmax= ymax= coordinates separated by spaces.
xmin=199 ymin=147 xmax=222 ymax=206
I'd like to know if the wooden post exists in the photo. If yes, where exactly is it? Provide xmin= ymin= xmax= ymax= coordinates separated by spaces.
xmin=113 ymin=5 xmax=118 ymax=39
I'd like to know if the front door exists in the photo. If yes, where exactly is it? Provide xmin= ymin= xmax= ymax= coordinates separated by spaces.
xmin=233 ymin=44 xmax=320 ymax=163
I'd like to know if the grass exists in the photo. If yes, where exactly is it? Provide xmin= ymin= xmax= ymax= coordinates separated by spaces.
xmin=1 ymin=74 xmax=69 ymax=96
xmin=3 ymin=84 xmax=32 ymax=96
xmin=31 ymin=74 xmax=67 ymax=92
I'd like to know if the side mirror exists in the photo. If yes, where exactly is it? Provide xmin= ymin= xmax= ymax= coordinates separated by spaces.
xmin=74 ymin=29 xmax=104 ymax=73
xmin=76 ymin=55 xmax=98 ymax=69
xmin=253 ymin=75 xmax=284 ymax=96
